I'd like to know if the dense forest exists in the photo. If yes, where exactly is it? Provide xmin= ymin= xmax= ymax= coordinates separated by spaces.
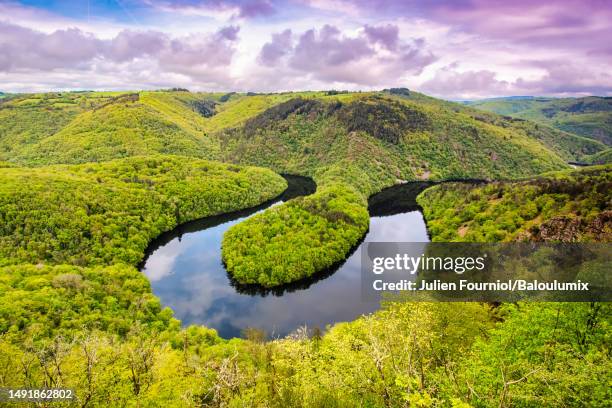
xmin=0 ymin=156 xmax=286 ymax=267
xmin=1 ymin=165 xmax=609 ymax=407
xmin=418 ymin=165 xmax=611 ymax=242
xmin=0 ymin=90 xmax=610 ymax=406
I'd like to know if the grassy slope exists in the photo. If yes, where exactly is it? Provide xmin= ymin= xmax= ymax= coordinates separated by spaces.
xmin=0 ymin=155 xmax=287 ymax=267
xmin=467 ymin=96 xmax=612 ymax=147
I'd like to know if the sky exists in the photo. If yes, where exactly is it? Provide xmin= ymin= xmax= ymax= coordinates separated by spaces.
xmin=0 ymin=0 xmax=611 ymax=99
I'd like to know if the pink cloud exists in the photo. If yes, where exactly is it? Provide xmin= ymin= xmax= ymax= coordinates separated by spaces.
xmin=258 ymin=24 xmax=436 ymax=86
xmin=421 ymin=61 xmax=612 ymax=99
xmin=238 ymin=0 xmax=275 ymax=18
xmin=316 ymin=0 xmax=612 ymax=58
xmin=363 ymin=24 xmax=399 ymax=50
xmin=0 ymin=21 xmax=239 ymax=80
xmin=421 ymin=68 xmax=511 ymax=99
xmin=514 ymin=61 xmax=612 ymax=96
xmin=0 ymin=23 xmax=101 ymax=71
xmin=259 ymin=29 xmax=292 ymax=65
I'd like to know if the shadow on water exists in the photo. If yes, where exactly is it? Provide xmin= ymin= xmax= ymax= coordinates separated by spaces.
xmin=139 ymin=174 xmax=316 ymax=269
xmin=368 ymin=181 xmax=434 ymax=216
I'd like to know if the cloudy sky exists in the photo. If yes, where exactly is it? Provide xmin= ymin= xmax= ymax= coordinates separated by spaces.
xmin=1 ymin=0 xmax=611 ymax=98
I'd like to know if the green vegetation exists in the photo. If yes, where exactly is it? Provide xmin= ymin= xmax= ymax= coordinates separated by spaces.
xmin=0 ymin=90 xmax=610 ymax=406
xmin=2 ymin=89 xmax=606 ymax=286
xmin=221 ymin=95 xmax=571 ymax=181
xmin=583 ymin=148 xmax=612 ymax=164
xmin=2 ymin=265 xmax=609 ymax=407
xmin=417 ymin=165 xmax=611 ymax=242
xmin=6 ymin=92 xmax=221 ymax=165
xmin=223 ymin=184 xmax=368 ymax=286
xmin=0 ymin=263 xmax=181 ymax=342
xmin=467 ymin=96 xmax=612 ymax=146
xmin=0 ymin=155 xmax=287 ymax=266
xmin=221 ymin=95 xmax=573 ymax=286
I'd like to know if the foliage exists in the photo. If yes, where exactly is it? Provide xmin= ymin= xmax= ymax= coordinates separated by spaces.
xmin=441 ymin=302 xmax=612 ymax=407
xmin=223 ymin=184 xmax=368 ymax=286
xmin=467 ymin=96 xmax=612 ymax=146
xmin=417 ymin=165 xmax=612 ymax=242
xmin=220 ymin=94 xmax=573 ymax=287
xmin=337 ymin=96 xmax=432 ymax=144
xmin=0 ymin=263 xmax=186 ymax=343
xmin=584 ymin=148 xmax=612 ymax=165
xmin=0 ymin=155 xmax=287 ymax=266
xmin=1 ymin=89 xmax=610 ymax=407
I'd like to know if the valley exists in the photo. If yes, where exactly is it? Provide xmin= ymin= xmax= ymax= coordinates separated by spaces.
xmin=0 ymin=89 xmax=609 ymax=407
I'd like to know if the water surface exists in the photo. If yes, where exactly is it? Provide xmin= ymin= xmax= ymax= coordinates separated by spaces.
xmin=142 ymin=179 xmax=432 ymax=338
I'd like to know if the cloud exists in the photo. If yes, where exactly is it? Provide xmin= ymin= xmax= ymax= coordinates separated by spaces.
xmin=258 ymin=29 xmax=293 ymax=65
xmin=290 ymin=25 xmax=374 ymax=68
xmin=238 ymin=0 xmax=275 ymax=18
xmin=363 ymin=24 xmax=399 ymax=50
xmin=142 ymin=0 xmax=275 ymax=19
xmin=0 ymin=22 xmax=101 ymax=71
xmin=421 ymin=67 xmax=510 ymax=99
xmin=514 ymin=61 xmax=612 ymax=96
xmin=324 ymin=0 xmax=612 ymax=58
xmin=257 ymin=24 xmax=436 ymax=86
xmin=0 ymin=21 xmax=239 ymax=85
xmin=421 ymin=61 xmax=612 ymax=99
xmin=106 ymin=30 xmax=168 ymax=62
xmin=2 ymin=0 xmax=611 ymax=97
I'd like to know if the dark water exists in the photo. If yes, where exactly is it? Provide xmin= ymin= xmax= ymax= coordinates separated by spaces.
xmin=141 ymin=178 xmax=432 ymax=338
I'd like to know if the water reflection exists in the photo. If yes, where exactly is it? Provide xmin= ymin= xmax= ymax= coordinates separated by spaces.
xmin=141 ymin=180 xmax=432 ymax=338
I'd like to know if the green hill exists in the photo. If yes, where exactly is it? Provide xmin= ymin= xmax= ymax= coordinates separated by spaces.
xmin=2 ymin=90 xmax=604 ymax=168
xmin=0 ymin=91 xmax=319 ymax=166
xmin=0 ymin=90 xmax=610 ymax=406
xmin=417 ymin=165 xmax=611 ymax=242
xmin=5 ymin=89 xmax=603 ymax=286
xmin=0 ymin=155 xmax=286 ymax=267
xmin=220 ymin=93 xmax=577 ymax=286
xmin=466 ymin=96 xmax=612 ymax=148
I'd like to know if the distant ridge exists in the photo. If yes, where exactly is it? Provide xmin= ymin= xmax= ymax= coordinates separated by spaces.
xmin=467 ymin=95 xmax=612 ymax=148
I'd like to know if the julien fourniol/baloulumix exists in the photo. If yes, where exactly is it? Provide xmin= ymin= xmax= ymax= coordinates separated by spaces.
xmin=373 ymin=279 xmax=589 ymax=291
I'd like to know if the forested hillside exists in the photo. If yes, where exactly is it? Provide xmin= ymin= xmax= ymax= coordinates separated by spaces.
xmin=467 ymin=96 xmax=612 ymax=150
xmin=0 ymin=91 xmax=303 ymax=165
xmin=0 ymin=156 xmax=286 ymax=267
xmin=219 ymin=94 xmax=582 ymax=286
xmin=3 ymin=90 xmax=603 ymax=168
xmin=417 ymin=165 xmax=611 ymax=242
xmin=5 ymin=89 xmax=596 ymax=287
xmin=1 ymin=163 xmax=609 ymax=407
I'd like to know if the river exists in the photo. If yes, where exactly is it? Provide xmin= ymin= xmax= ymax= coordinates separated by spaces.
xmin=141 ymin=177 xmax=432 ymax=338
